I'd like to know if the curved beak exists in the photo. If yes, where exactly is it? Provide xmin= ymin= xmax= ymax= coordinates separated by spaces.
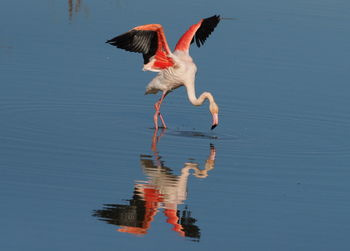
xmin=211 ymin=113 xmax=219 ymax=130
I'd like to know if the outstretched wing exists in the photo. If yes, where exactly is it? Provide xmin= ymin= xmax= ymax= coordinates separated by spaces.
xmin=106 ymin=24 xmax=174 ymax=72
xmin=175 ymin=15 xmax=221 ymax=51
xmin=191 ymin=15 xmax=220 ymax=47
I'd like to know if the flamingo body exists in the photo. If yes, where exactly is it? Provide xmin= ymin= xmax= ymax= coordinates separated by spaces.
xmin=107 ymin=15 xmax=221 ymax=129
xmin=145 ymin=50 xmax=196 ymax=94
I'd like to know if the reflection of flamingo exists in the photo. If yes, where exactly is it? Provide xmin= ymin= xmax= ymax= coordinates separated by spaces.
xmin=93 ymin=130 xmax=216 ymax=241
xmin=106 ymin=15 xmax=221 ymax=130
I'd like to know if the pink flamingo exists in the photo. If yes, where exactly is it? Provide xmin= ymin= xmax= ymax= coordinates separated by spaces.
xmin=107 ymin=15 xmax=221 ymax=130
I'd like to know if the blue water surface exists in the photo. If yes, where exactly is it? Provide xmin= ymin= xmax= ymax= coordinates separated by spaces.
xmin=1 ymin=0 xmax=350 ymax=250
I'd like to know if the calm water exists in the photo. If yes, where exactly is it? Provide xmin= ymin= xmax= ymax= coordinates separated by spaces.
xmin=1 ymin=0 xmax=350 ymax=250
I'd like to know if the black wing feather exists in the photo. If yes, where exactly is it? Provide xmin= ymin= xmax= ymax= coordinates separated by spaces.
xmin=106 ymin=30 xmax=158 ymax=64
xmin=191 ymin=15 xmax=221 ymax=48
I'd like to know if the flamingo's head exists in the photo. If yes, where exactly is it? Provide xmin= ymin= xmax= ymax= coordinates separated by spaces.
xmin=210 ymin=102 xmax=219 ymax=130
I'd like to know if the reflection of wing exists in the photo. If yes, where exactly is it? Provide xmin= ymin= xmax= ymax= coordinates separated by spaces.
xmin=92 ymin=189 xmax=158 ymax=235
xmin=106 ymin=24 xmax=174 ymax=71
xmin=92 ymin=191 xmax=147 ymax=228
xmin=179 ymin=208 xmax=201 ymax=240
xmin=92 ymin=186 xmax=201 ymax=240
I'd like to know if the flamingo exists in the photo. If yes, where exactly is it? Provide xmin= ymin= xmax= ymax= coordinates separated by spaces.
xmin=106 ymin=15 xmax=221 ymax=130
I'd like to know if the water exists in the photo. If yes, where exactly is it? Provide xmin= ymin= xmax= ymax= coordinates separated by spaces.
xmin=1 ymin=0 xmax=350 ymax=250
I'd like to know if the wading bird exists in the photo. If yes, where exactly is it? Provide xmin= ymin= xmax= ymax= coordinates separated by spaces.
xmin=106 ymin=15 xmax=221 ymax=130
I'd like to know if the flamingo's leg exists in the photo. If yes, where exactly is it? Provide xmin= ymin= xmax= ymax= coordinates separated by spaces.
xmin=153 ymin=104 xmax=159 ymax=130
xmin=153 ymin=91 xmax=168 ymax=129
xmin=159 ymin=113 xmax=167 ymax=129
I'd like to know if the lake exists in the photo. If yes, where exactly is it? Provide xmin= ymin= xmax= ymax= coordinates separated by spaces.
xmin=1 ymin=0 xmax=350 ymax=250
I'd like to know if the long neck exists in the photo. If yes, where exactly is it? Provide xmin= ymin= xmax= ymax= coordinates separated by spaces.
xmin=185 ymin=83 xmax=215 ymax=106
